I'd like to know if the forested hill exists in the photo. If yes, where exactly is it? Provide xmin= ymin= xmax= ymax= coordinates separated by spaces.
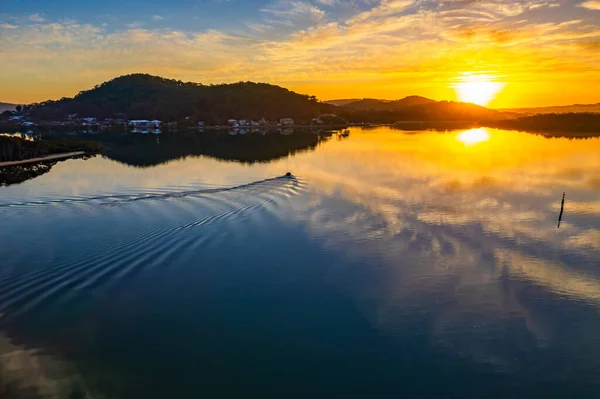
xmin=28 ymin=74 xmax=334 ymax=123
xmin=27 ymin=73 xmax=513 ymax=124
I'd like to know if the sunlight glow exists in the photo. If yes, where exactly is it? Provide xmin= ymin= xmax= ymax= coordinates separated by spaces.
xmin=453 ymin=74 xmax=506 ymax=106
xmin=456 ymin=128 xmax=491 ymax=146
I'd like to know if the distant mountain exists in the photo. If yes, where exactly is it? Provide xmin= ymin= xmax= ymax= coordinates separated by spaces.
xmin=333 ymin=98 xmax=507 ymax=123
xmin=499 ymin=103 xmax=600 ymax=114
xmin=395 ymin=96 xmax=437 ymax=107
xmin=339 ymin=96 xmax=436 ymax=112
xmin=0 ymin=102 xmax=16 ymax=112
xmin=324 ymin=95 xmax=506 ymax=122
xmin=29 ymin=74 xmax=335 ymax=123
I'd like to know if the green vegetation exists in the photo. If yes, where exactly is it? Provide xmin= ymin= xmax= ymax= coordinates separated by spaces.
xmin=28 ymin=74 xmax=333 ymax=124
xmin=27 ymin=74 xmax=514 ymax=125
xmin=0 ymin=136 xmax=102 ymax=163
xmin=20 ymin=75 xmax=600 ymax=130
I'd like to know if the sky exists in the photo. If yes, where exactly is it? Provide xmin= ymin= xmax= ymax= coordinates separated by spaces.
xmin=1 ymin=0 xmax=599 ymax=107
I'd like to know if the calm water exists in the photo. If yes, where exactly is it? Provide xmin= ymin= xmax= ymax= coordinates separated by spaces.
xmin=1 ymin=127 xmax=600 ymax=398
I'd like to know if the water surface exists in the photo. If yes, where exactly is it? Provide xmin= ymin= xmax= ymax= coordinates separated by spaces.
xmin=1 ymin=127 xmax=600 ymax=398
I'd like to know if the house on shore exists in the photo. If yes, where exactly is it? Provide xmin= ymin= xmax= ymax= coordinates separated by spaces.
xmin=280 ymin=118 xmax=294 ymax=125
xmin=129 ymin=120 xmax=161 ymax=129
xmin=129 ymin=120 xmax=161 ymax=134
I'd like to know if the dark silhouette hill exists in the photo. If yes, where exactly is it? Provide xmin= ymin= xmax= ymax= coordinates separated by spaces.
xmin=19 ymin=75 xmax=600 ymax=125
xmin=324 ymin=95 xmax=509 ymax=122
xmin=340 ymin=96 xmax=435 ymax=111
xmin=26 ymin=74 xmax=514 ymax=124
xmin=28 ymin=74 xmax=335 ymax=123
xmin=336 ymin=99 xmax=508 ymax=123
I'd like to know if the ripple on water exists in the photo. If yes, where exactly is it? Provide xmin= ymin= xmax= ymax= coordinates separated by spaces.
xmin=0 ymin=175 xmax=305 ymax=324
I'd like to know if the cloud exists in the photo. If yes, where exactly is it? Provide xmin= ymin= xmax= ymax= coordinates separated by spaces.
xmin=260 ymin=1 xmax=328 ymax=28
xmin=274 ymin=127 xmax=600 ymax=369
xmin=346 ymin=0 xmax=415 ymax=24
xmin=579 ymin=0 xmax=600 ymax=10
xmin=152 ymin=15 xmax=165 ymax=21
xmin=567 ymin=229 xmax=600 ymax=249
xmin=315 ymin=0 xmax=339 ymax=5
xmin=0 ymin=21 xmax=263 ymax=102
xmin=28 ymin=13 xmax=46 ymax=23
xmin=0 ymin=0 xmax=599 ymax=105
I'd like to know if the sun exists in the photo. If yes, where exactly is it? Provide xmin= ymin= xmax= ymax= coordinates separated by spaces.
xmin=453 ymin=74 xmax=505 ymax=106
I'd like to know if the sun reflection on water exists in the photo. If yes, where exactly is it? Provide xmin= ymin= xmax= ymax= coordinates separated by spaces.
xmin=456 ymin=128 xmax=491 ymax=146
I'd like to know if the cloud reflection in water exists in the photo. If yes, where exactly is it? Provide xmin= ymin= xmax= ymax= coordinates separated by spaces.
xmin=285 ymin=127 xmax=600 ymax=369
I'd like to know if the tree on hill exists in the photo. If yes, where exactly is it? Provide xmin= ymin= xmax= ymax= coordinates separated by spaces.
xmin=28 ymin=74 xmax=334 ymax=123
xmin=26 ymin=73 xmax=517 ymax=124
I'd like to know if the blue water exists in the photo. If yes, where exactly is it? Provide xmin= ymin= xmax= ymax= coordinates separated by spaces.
xmin=1 ymin=127 xmax=600 ymax=398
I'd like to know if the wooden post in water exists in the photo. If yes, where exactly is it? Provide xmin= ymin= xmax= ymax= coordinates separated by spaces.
xmin=557 ymin=192 xmax=565 ymax=228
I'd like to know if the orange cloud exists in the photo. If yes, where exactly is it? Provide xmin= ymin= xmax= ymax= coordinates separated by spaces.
xmin=1 ymin=0 xmax=599 ymax=106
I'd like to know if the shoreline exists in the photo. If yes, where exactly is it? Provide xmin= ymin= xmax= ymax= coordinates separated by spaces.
xmin=0 ymin=122 xmax=355 ymax=131
xmin=200 ymin=124 xmax=353 ymax=130
xmin=0 ymin=151 xmax=86 ymax=167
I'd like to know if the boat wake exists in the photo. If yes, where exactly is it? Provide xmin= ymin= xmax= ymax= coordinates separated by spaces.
xmin=0 ymin=175 xmax=306 ymax=323
xmin=0 ymin=174 xmax=300 ymax=208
